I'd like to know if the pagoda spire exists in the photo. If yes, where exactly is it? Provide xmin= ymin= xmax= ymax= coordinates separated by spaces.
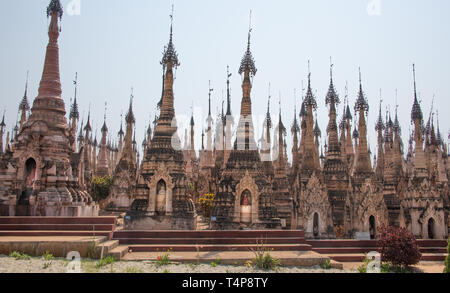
xmin=235 ymin=11 xmax=257 ymax=151
xmin=0 ymin=112 xmax=5 ymax=153
xmin=30 ymin=0 xmax=66 ymax=129
xmin=353 ymin=68 xmax=372 ymax=175
xmin=18 ymin=71 xmax=30 ymax=131
xmin=302 ymin=62 xmax=319 ymax=171
xmin=325 ymin=59 xmax=340 ymax=157
xmin=375 ymin=92 xmax=385 ymax=180
xmin=291 ymin=91 xmax=300 ymax=166
xmin=410 ymin=64 xmax=426 ymax=176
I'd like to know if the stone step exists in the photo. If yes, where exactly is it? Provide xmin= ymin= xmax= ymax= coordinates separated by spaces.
xmin=117 ymin=237 xmax=306 ymax=245
xmin=127 ymin=243 xmax=312 ymax=252
xmin=0 ymin=217 xmax=117 ymax=225
xmin=307 ymin=240 xmax=377 ymax=248
xmin=0 ymin=224 xmax=115 ymax=231
xmin=94 ymin=240 xmax=120 ymax=259
xmin=113 ymin=230 xmax=305 ymax=239
xmin=416 ymin=240 xmax=448 ymax=247
xmin=109 ymin=245 xmax=130 ymax=261
xmin=328 ymin=253 xmax=447 ymax=263
xmin=420 ymin=253 xmax=447 ymax=261
xmin=313 ymin=246 xmax=447 ymax=254
xmin=0 ymin=230 xmax=114 ymax=239
xmin=313 ymin=247 xmax=378 ymax=254
xmin=420 ymin=247 xmax=447 ymax=253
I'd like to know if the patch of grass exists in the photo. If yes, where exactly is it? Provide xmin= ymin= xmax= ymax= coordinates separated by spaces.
xmin=43 ymin=262 xmax=52 ymax=269
xmin=380 ymin=263 xmax=413 ymax=273
xmin=42 ymin=251 xmax=54 ymax=261
xmin=210 ymin=261 xmax=217 ymax=267
xmin=124 ymin=266 xmax=143 ymax=273
xmin=9 ymin=251 xmax=31 ymax=260
xmin=86 ymin=241 xmax=97 ymax=259
xmin=320 ymin=259 xmax=332 ymax=270
xmin=250 ymin=239 xmax=280 ymax=271
xmin=156 ymin=249 xmax=172 ymax=266
xmin=163 ymin=269 xmax=169 ymax=273
xmin=96 ymin=255 xmax=115 ymax=268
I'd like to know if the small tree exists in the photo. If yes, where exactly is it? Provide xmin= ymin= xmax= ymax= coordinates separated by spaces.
xmin=91 ymin=175 xmax=113 ymax=202
xmin=199 ymin=193 xmax=215 ymax=218
xmin=444 ymin=238 xmax=450 ymax=273
xmin=377 ymin=225 xmax=421 ymax=269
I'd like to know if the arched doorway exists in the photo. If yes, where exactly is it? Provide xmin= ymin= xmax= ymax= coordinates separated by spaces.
xmin=19 ymin=158 xmax=36 ymax=205
xmin=313 ymin=212 xmax=319 ymax=238
xmin=427 ymin=218 xmax=435 ymax=239
xmin=240 ymin=190 xmax=252 ymax=223
xmin=156 ymin=180 xmax=167 ymax=214
xmin=369 ymin=215 xmax=376 ymax=239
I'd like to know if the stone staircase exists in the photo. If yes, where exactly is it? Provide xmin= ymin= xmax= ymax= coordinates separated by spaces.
xmin=112 ymin=230 xmax=311 ymax=257
xmin=0 ymin=217 xmax=117 ymax=239
xmin=306 ymin=239 xmax=448 ymax=262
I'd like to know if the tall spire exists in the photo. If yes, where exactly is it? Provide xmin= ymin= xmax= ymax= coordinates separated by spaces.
xmin=411 ymin=64 xmax=423 ymax=122
xmin=18 ymin=71 xmax=30 ymax=130
xmin=325 ymin=59 xmax=340 ymax=155
xmin=238 ymin=10 xmax=257 ymax=77
xmin=208 ymin=80 xmax=213 ymax=117
xmin=69 ymin=72 xmax=80 ymax=121
xmin=0 ymin=111 xmax=5 ymax=153
xmin=353 ymin=68 xmax=371 ymax=175
xmin=226 ymin=66 xmax=232 ymax=116
xmin=30 ymin=0 xmax=66 ymax=129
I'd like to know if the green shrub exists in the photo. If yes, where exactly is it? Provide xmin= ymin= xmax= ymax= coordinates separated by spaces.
xmin=91 ymin=175 xmax=113 ymax=201
xmin=42 ymin=251 xmax=53 ymax=261
xmin=320 ymin=259 xmax=332 ymax=270
xmin=156 ymin=250 xmax=171 ymax=266
xmin=252 ymin=251 xmax=280 ymax=271
xmin=9 ymin=251 xmax=30 ymax=260
xmin=444 ymin=238 xmax=450 ymax=273
xmin=96 ymin=255 xmax=115 ymax=268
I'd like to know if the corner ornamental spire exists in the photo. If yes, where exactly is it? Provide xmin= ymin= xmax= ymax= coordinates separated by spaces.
xmin=238 ymin=11 xmax=257 ymax=76
xmin=411 ymin=64 xmax=423 ymax=122
xmin=47 ymin=0 xmax=63 ymax=19
xmin=354 ymin=68 xmax=369 ymax=113
xmin=160 ymin=5 xmax=180 ymax=68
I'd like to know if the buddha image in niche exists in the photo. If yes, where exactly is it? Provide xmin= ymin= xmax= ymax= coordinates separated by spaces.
xmin=240 ymin=190 xmax=251 ymax=206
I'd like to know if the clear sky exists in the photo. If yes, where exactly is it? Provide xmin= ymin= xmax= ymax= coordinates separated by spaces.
xmin=1 ymin=0 xmax=449 ymax=161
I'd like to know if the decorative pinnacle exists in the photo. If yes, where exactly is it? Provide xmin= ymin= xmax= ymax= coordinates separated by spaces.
xmin=226 ymin=66 xmax=232 ymax=116
xmin=325 ymin=59 xmax=339 ymax=105
xmin=375 ymin=90 xmax=384 ymax=132
xmin=47 ymin=0 xmax=63 ymax=19
xmin=19 ymin=71 xmax=30 ymax=112
xmin=411 ymin=63 xmax=423 ymax=122
xmin=304 ymin=61 xmax=317 ymax=109
xmin=238 ymin=10 xmax=257 ymax=76
xmin=125 ymin=87 xmax=136 ymax=125
xmin=69 ymin=72 xmax=79 ymax=120
xmin=161 ymin=5 xmax=179 ymax=68
xmin=354 ymin=67 xmax=369 ymax=113
xmin=208 ymin=80 xmax=213 ymax=116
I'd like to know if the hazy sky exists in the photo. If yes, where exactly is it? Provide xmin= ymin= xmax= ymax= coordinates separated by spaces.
xmin=1 ymin=0 xmax=449 ymax=161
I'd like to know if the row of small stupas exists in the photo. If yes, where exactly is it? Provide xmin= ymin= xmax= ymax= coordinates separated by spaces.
xmin=0 ymin=1 xmax=449 ymax=239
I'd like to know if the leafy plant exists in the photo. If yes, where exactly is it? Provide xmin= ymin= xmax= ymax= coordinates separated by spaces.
xmin=320 ymin=259 xmax=332 ymax=270
xmin=9 ymin=251 xmax=30 ymax=260
xmin=377 ymin=225 xmax=421 ymax=269
xmin=96 ymin=255 xmax=115 ymax=268
xmin=156 ymin=249 xmax=172 ymax=266
xmin=42 ymin=251 xmax=53 ymax=261
xmin=43 ymin=262 xmax=52 ymax=269
xmin=91 ymin=175 xmax=113 ymax=201
xmin=250 ymin=239 xmax=280 ymax=271
xmin=444 ymin=238 xmax=450 ymax=273
xmin=210 ymin=261 xmax=217 ymax=267
xmin=199 ymin=193 xmax=215 ymax=218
